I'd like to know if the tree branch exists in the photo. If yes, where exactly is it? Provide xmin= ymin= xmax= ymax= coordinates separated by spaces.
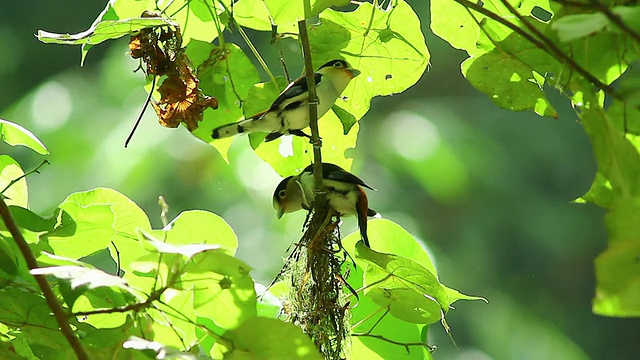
xmin=298 ymin=0 xmax=324 ymax=201
xmin=453 ymin=0 xmax=622 ymax=99
xmin=0 ymin=198 xmax=89 ymax=360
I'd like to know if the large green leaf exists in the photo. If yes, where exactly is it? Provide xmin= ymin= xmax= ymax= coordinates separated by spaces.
xmin=45 ymin=188 xmax=151 ymax=263
xmin=185 ymin=251 xmax=256 ymax=329
xmin=462 ymin=31 xmax=559 ymax=118
xmin=334 ymin=247 xmax=432 ymax=359
xmin=0 ymin=119 xmax=48 ymax=155
xmin=309 ymin=0 xmax=429 ymax=120
xmin=213 ymin=317 xmax=323 ymax=359
xmin=152 ymin=210 xmax=238 ymax=254
xmin=0 ymin=287 xmax=70 ymax=351
xmin=356 ymin=243 xmax=449 ymax=323
xmin=186 ymin=41 xmax=260 ymax=161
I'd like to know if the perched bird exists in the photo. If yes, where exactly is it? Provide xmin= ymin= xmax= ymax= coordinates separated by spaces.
xmin=273 ymin=162 xmax=378 ymax=247
xmin=212 ymin=60 xmax=360 ymax=142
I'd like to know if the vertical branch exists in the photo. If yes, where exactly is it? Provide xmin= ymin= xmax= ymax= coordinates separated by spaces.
xmin=0 ymin=198 xmax=90 ymax=360
xmin=297 ymin=0 xmax=323 ymax=198
xmin=288 ymin=3 xmax=348 ymax=359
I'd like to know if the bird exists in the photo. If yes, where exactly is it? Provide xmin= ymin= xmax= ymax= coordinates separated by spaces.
xmin=211 ymin=59 xmax=360 ymax=142
xmin=272 ymin=162 xmax=378 ymax=247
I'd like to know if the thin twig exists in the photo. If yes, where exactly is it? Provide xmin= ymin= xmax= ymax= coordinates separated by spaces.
xmin=0 ymin=197 xmax=89 ymax=360
xmin=218 ymin=1 xmax=278 ymax=86
xmin=0 ymin=160 xmax=49 ymax=195
xmin=351 ymin=333 xmax=436 ymax=354
xmin=125 ymin=75 xmax=157 ymax=148
xmin=453 ymin=0 xmax=622 ymax=99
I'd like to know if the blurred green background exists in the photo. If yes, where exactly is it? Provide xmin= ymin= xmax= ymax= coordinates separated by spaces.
xmin=1 ymin=1 xmax=639 ymax=359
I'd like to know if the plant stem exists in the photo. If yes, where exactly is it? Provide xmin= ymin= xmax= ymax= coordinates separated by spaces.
xmin=0 ymin=160 xmax=49 ymax=195
xmin=0 ymin=198 xmax=89 ymax=360
xmin=297 ymin=18 xmax=323 ymax=197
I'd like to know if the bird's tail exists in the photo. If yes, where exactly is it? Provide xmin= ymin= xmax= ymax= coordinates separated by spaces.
xmin=211 ymin=111 xmax=268 ymax=139
xmin=211 ymin=120 xmax=244 ymax=139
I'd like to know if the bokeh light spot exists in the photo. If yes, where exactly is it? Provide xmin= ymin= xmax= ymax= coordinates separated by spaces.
xmin=30 ymin=81 xmax=72 ymax=131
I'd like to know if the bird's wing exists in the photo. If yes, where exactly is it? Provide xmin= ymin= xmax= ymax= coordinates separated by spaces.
xmin=270 ymin=73 xmax=323 ymax=110
xmin=302 ymin=163 xmax=375 ymax=190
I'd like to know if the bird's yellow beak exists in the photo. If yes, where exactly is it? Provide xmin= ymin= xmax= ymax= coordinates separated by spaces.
xmin=276 ymin=206 xmax=285 ymax=219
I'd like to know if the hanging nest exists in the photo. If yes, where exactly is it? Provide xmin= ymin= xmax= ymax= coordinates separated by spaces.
xmin=278 ymin=202 xmax=352 ymax=360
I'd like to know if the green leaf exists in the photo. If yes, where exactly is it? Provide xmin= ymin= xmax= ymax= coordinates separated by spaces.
xmin=0 ymin=287 xmax=69 ymax=350
xmin=0 ymin=119 xmax=48 ymax=155
xmin=593 ymin=239 xmax=640 ymax=316
xmin=149 ymin=290 xmax=200 ymax=348
xmin=430 ymin=0 xmax=482 ymax=53
xmin=213 ymin=317 xmax=323 ymax=359
xmin=46 ymin=188 xmax=151 ymax=268
xmin=444 ymin=286 xmax=488 ymax=304
xmin=31 ymin=265 xmax=139 ymax=310
xmin=356 ymin=242 xmax=449 ymax=324
xmin=0 ymin=155 xmax=28 ymax=207
xmin=310 ymin=0 xmax=429 ymax=120
xmin=233 ymin=0 xmax=274 ymax=31
xmin=46 ymin=203 xmax=116 ymax=259
xmin=186 ymin=42 xmax=260 ymax=162
xmin=343 ymin=219 xmax=437 ymax=274
xmin=140 ymin=232 xmax=221 ymax=257
xmin=264 ymin=0 xmax=340 ymax=25
xmin=152 ymin=210 xmax=238 ymax=254
xmin=31 ymin=265 xmax=133 ymax=293
xmin=185 ymin=251 xmax=256 ymax=329
xmin=552 ymin=13 xmax=609 ymax=42
xmin=339 ymin=255 xmax=432 ymax=359
xmin=577 ymin=171 xmax=615 ymax=208
xmin=462 ymin=31 xmax=558 ymax=118
xmin=581 ymin=104 xmax=640 ymax=199
xmin=36 ymin=16 xmax=177 ymax=46
xmin=332 ymin=105 xmax=357 ymax=135
xmin=0 ymin=235 xmax=19 ymax=279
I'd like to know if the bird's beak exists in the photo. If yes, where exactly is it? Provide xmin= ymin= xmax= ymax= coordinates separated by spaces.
xmin=276 ymin=205 xmax=285 ymax=219
xmin=347 ymin=68 xmax=361 ymax=79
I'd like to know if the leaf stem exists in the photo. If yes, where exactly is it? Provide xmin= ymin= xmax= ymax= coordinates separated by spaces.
xmin=0 ymin=160 xmax=49 ymax=195
xmin=0 ymin=197 xmax=89 ymax=360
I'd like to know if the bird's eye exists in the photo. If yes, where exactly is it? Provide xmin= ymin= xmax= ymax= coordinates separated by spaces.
xmin=333 ymin=61 xmax=344 ymax=68
xmin=278 ymin=189 xmax=286 ymax=198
